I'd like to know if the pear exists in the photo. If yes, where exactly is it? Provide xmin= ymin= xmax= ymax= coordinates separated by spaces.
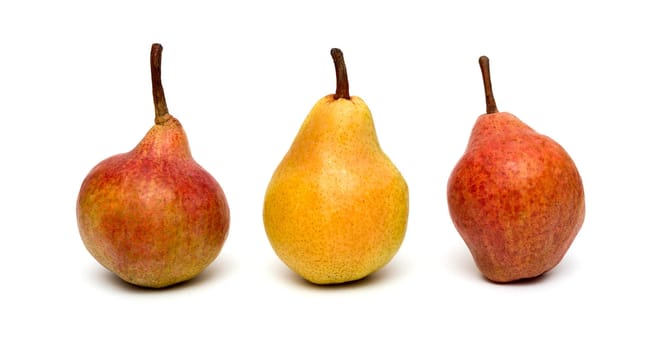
xmin=76 ymin=43 xmax=230 ymax=288
xmin=447 ymin=56 xmax=585 ymax=283
xmin=263 ymin=48 xmax=409 ymax=285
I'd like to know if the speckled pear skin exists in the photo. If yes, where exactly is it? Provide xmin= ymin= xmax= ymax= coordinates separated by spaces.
xmin=447 ymin=56 xmax=585 ymax=283
xmin=77 ymin=116 xmax=230 ymax=288
xmin=263 ymin=94 xmax=409 ymax=285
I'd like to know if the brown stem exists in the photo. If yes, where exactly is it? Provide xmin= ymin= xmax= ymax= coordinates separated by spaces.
xmin=331 ymin=48 xmax=350 ymax=100
xmin=479 ymin=56 xmax=498 ymax=114
xmin=151 ymin=43 xmax=170 ymax=124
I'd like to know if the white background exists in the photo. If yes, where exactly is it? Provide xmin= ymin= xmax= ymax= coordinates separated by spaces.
xmin=2 ymin=1 xmax=659 ymax=348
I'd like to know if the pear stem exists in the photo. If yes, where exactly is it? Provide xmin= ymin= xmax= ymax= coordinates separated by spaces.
xmin=151 ymin=43 xmax=170 ymax=124
xmin=331 ymin=48 xmax=350 ymax=100
xmin=479 ymin=56 xmax=498 ymax=114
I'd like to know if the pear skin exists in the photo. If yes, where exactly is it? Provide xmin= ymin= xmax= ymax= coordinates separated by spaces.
xmin=77 ymin=44 xmax=230 ymax=288
xmin=447 ymin=56 xmax=585 ymax=283
xmin=263 ymin=49 xmax=409 ymax=285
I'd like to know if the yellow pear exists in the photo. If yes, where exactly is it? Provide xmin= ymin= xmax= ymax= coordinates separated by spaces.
xmin=263 ymin=48 xmax=409 ymax=285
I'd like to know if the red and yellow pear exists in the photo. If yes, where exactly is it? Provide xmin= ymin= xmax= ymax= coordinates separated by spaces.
xmin=447 ymin=56 xmax=585 ymax=283
xmin=76 ymin=44 xmax=230 ymax=288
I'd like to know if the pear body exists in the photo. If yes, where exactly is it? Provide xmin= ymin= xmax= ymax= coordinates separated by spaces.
xmin=447 ymin=112 xmax=584 ymax=283
xmin=263 ymin=95 xmax=408 ymax=284
xmin=77 ymin=116 xmax=230 ymax=288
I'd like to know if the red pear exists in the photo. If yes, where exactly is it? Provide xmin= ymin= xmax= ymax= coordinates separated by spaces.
xmin=447 ymin=56 xmax=585 ymax=283
xmin=76 ymin=43 xmax=230 ymax=288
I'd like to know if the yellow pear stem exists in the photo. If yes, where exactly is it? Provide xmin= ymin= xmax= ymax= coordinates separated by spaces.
xmin=331 ymin=48 xmax=350 ymax=100
xmin=151 ymin=43 xmax=170 ymax=124
xmin=479 ymin=56 xmax=499 ymax=114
